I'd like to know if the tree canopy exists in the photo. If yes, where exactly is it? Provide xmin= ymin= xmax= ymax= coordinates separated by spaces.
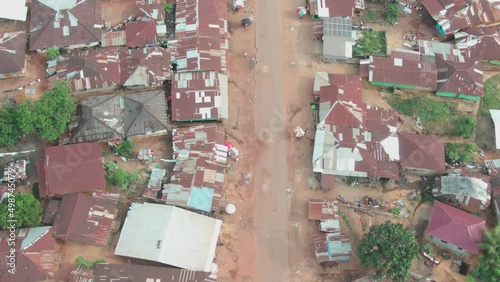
xmin=114 ymin=140 xmax=134 ymax=157
xmin=33 ymin=82 xmax=77 ymax=141
xmin=0 ymin=192 xmax=43 ymax=229
xmin=472 ymin=226 xmax=500 ymax=282
xmin=0 ymin=107 xmax=21 ymax=147
xmin=357 ymin=221 xmax=419 ymax=281
xmin=445 ymin=142 xmax=476 ymax=163
xmin=16 ymin=99 xmax=36 ymax=135
xmin=385 ymin=3 xmax=401 ymax=25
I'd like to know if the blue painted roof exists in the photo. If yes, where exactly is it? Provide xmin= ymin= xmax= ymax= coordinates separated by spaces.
xmin=188 ymin=187 xmax=214 ymax=212
xmin=21 ymin=226 xmax=51 ymax=250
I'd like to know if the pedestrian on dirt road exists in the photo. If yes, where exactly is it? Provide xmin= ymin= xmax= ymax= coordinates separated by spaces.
xmin=244 ymin=52 xmax=248 ymax=58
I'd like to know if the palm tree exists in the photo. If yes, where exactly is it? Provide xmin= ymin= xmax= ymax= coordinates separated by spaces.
xmin=473 ymin=226 xmax=500 ymax=281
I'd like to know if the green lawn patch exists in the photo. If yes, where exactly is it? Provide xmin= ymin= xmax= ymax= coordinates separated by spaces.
xmin=353 ymin=30 xmax=387 ymax=57
xmin=388 ymin=95 xmax=475 ymax=138
xmin=479 ymin=74 xmax=500 ymax=116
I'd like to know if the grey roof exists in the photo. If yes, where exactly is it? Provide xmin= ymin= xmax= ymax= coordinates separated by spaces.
xmin=71 ymin=91 xmax=168 ymax=143
xmin=322 ymin=17 xmax=356 ymax=59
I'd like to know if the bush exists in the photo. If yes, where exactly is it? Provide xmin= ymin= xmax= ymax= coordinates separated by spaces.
xmin=388 ymin=207 xmax=401 ymax=216
xmin=367 ymin=10 xmax=376 ymax=22
xmin=353 ymin=31 xmax=387 ymax=57
xmin=385 ymin=3 xmax=401 ymax=25
xmin=445 ymin=142 xmax=476 ymax=163
xmin=421 ymin=243 xmax=435 ymax=257
xmin=105 ymin=161 xmax=139 ymax=192
xmin=114 ymin=140 xmax=133 ymax=157
xmin=456 ymin=116 xmax=476 ymax=139
xmin=47 ymin=47 xmax=60 ymax=60
xmin=76 ymin=256 xmax=105 ymax=269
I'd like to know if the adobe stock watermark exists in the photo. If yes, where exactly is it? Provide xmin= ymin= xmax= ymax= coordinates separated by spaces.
xmin=5 ymin=165 xmax=18 ymax=275
xmin=50 ymin=143 xmax=100 ymax=183
xmin=255 ymin=108 xmax=287 ymax=145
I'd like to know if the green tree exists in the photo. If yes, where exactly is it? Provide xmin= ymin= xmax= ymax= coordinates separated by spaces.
xmin=472 ymin=226 xmax=500 ymax=282
xmin=385 ymin=3 xmax=401 ymax=25
xmin=0 ymin=107 xmax=20 ymax=147
xmin=16 ymin=100 xmax=36 ymax=135
xmin=114 ymin=140 xmax=134 ymax=157
xmin=47 ymin=47 xmax=60 ymax=60
xmin=357 ymin=221 xmax=419 ymax=281
xmin=445 ymin=142 xmax=476 ymax=163
xmin=0 ymin=193 xmax=43 ymax=229
xmin=162 ymin=2 xmax=174 ymax=12
xmin=456 ymin=116 xmax=476 ymax=139
xmin=34 ymin=82 xmax=77 ymax=141
xmin=367 ymin=10 xmax=376 ymax=22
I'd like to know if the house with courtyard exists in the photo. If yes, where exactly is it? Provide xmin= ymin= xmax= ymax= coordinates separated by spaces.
xmin=0 ymin=0 xmax=27 ymax=21
xmin=115 ymin=202 xmax=221 ymax=272
xmin=170 ymin=71 xmax=229 ymax=122
xmin=422 ymin=0 xmax=500 ymax=37
xmin=69 ymin=263 xmax=218 ymax=281
xmin=0 ymin=227 xmax=59 ymax=282
xmin=65 ymin=90 xmax=169 ymax=144
xmin=36 ymin=143 xmax=106 ymax=198
xmin=308 ymin=198 xmax=340 ymax=233
xmin=426 ymin=201 xmax=486 ymax=257
xmin=0 ymin=31 xmax=27 ymax=77
xmin=29 ymin=0 xmax=102 ymax=51
xmin=52 ymin=193 xmax=118 ymax=246
xmin=432 ymin=172 xmax=491 ymax=210
xmin=160 ymin=124 xmax=227 ymax=212
xmin=398 ymin=131 xmax=446 ymax=174
xmin=49 ymin=47 xmax=171 ymax=92
xmin=312 ymin=72 xmax=401 ymax=180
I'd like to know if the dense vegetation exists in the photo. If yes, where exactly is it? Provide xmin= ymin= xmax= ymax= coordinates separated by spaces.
xmin=389 ymin=95 xmax=476 ymax=138
xmin=445 ymin=142 xmax=476 ymax=163
xmin=105 ymin=161 xmax=140 ymax=192
xmin=353 ymin=31 xmax=388 ymax=57
xmin=385 ymin=3 xmax=401 ymax=25
xmin=471 ymin=226 xmax=500 ymax=281
xmin=357 ymin=221 xmax=419 ymax=281
xmin=0 ymin=82 xmax=76 ymax=146
xmin=0 ymin=193 xmax=43 ymax=229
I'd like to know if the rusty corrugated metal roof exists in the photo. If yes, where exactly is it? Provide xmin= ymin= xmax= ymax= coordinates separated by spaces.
xmin=161 ymin=124 xmax=227 ymax=212
xmin=308 ymin=198 xmax=339 ymax=220
xmin=168 ymin=37 xmax=228 ymax=73
xmin=101 ymin=30 xmax=126 ymax=47
xmin=171 ymin=71 xmax=228 ymax=121
xmin=37 ymin=143 xmax=106 ymax=197
xmin=398 ymin=131 xmax=445 ymax=172
xmin=51 ymin=47 xmax=171 ymax=91
xmin=93 ymin=263 xmax=217 ymax=281
xmin=369 ymin=53 xmax=438 ymax=89
xmin=0 ymin=227 xmax=58 ymax=282
xmin=0 ymin=31 xmax=26 ymax=74
xmin=29 ymin=0 xmax=102 ymax=50
xmin=125 ymin=20 xmax=158 ymax=47
xmin=313 ymin=232 xmax=352 ymax=263
xmin=435 ymin=53 xmax=484 ymax=97
xmin=53 ymin=193 xmax=118 ymax=246
xmin=175 ymin=0 xmax=227 ymax=39
xmin=135 ymin=0 xmax=165 ymax=22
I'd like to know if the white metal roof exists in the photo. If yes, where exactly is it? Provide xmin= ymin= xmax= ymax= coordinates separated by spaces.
xmin=490 ymin=109 xmax=500 ymax=149
xmin=115 ymin=203 xmax=222 ymax=272
xmin=0 ymin=0 xmax=27 ymax=21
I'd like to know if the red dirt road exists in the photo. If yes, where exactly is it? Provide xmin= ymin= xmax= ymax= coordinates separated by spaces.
xmin=254 ymin=0 xmax=290 ymax=281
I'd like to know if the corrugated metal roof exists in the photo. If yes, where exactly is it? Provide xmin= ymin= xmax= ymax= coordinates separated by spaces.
xmin=37 ymin=143 xmax=106 ymax=197
xmin=125 ymin=20 xmax=158 ymax=47
xmin=427 ymin=201 xmax=485 ymax=254
xmin=135 ymin=0 xmax=165 ymax=22
xmin=171 ymin=71 xmax=229 ymax=121
xmin=316 ymin=0 xmax=356 ymax=17
xmin=70 ymin=90 xmax=169 ymax=143
xmin=50 ymin=47 xmax=171 ymax=91
xmin=168 ymin=37 xmax=228 ymax=73
xmin=435 ymin=53 xmax=484 ymax=97
xmin=0 ymin=31 xmax=26 ymax=74
xmin=175 ymin=0 xmax=227 ymax=39
xmin=398 ymin=131 xmax=445 ymax=171
xmin=0 ymin=227 xmax=58 ymax=282
xmin=53 ymin=193 xmax=118 ymax=246
xmin=308 ymin=198 xmax=339 ymax=220
xmin=101 ymin=30 xmax=126 ymax=47
xmin=161 ymin=124 xmax=227 ymax=212
xmin=29 ymin=0 xmax=102 ymax=50
xmin=313 ymin=232 xmax=352 ymax=263
xmin=433 ymin=174 xmax=491 ymax=210
xmin=93 ymin=263 xmax=217 ymax=282
xmin=114 ymin=203 xmax=222 ymax=272
xmin=43 ymin=199 xmax=61 ymax=225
